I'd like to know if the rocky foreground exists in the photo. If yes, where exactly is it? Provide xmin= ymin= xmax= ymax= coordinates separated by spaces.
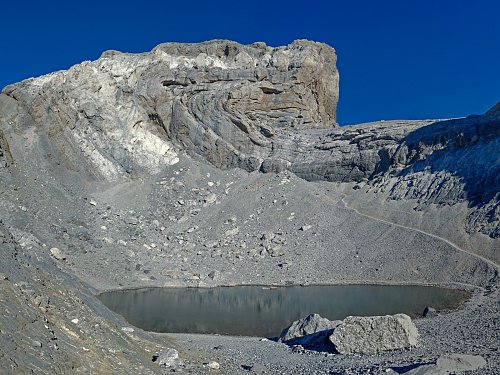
xmin=0 ymin=40 xmax=498 ymax=374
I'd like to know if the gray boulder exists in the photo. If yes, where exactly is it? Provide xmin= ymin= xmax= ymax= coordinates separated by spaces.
xmin=329 ymin=314 xmax=418 ymax=355
xmin=154 ymin=348 xmax=179 ymax=368
xmin=49 ymin=247 xmax=65 ymax=261
xmin=278 ymin=313 xmax=341 ymax=348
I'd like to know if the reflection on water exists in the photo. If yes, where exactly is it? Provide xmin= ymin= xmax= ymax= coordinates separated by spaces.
xmin=98 ymin=285 xmax=469 ymax=337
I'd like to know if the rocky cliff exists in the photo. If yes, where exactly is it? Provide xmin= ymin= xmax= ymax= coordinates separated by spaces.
xmin=2 ymin=40 xmax=338 ymax=178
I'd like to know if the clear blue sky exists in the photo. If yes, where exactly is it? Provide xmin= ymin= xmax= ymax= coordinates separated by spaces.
xmin=1 ymin=0 xmax=498 ymax=124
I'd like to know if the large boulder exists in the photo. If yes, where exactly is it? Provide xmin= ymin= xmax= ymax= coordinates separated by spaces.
xmin=329 ymin=314 xmax=418 ymax=355
xmin=278 ymin=313 xmax=341 ymax=344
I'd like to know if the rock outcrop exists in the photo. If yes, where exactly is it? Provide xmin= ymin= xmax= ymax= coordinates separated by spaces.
xmin=2 ymin=39 xmax=338 ymax=179
xmin=329 ymin=314 xmax=419 ymax=355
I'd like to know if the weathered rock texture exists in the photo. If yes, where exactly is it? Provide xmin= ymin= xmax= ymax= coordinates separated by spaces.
xmin=2 ymin=39 xmax=338 ymax=179
xmin=278 ymin=313 xmax=341 ymax=348
xmin=329 ymin=314 xmax=419 ymax=355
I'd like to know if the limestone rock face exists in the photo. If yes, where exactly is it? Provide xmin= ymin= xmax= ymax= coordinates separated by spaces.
xmin=329 ymin=314 xmax=418 ymax=355
xmin=2 ymin=39 xmax=339 ymax=178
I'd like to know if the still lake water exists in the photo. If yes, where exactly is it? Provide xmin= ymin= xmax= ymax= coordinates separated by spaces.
xmin=98 ymin=285 xmax=469 ymax=337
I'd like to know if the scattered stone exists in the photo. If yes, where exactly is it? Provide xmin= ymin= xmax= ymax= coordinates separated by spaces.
xmin=208 ymin=270 xmax=221 ymax=281
xmin=71 ymin=318 xmax=79 ymax=324
xmin=225 ymin=227 xmax=239 ymax=237
xmin=124 ymin=216 xmax=139 ymax=225
xmin=154 ymin=348 xmax=179 ymax=367
xmin=121 ymin=327 xmax=134 ymax=333
xmin=49 ymin=247 xmax=65 ymax=261
xmin=261 ymin=232 xmax=276 ymax=249
xmin=207 ymin=361 xmax=220 ymax=369
xmin=204 ymin=193 xmax=217 ymax=205
xmin=269 ymin=246 xmax=285 ymax=257
xmin=30 ymin=339 xmax=42 ymax=348
xmin=329 ymin=314 xmax=418 ymax=355
xmin=423 ymin=306 xmax=438 ymax=317
xmin=204 ymin=240 xmax=219 ymax=248
xmin=89 ymin=200 xmax=97 ymax=206
xmin=299 ymin=225 xmax=312 ymax=231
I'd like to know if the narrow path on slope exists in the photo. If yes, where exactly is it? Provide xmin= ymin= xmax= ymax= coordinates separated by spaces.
xmin=337 ymin=192 xmax=499 ymax=282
